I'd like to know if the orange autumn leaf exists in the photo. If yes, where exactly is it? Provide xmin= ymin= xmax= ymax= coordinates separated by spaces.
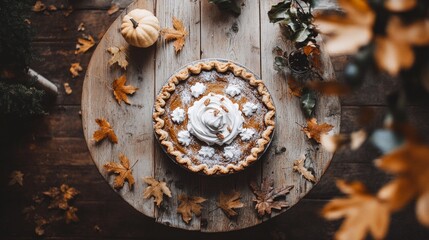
xmin=143 ymin=177 xmax=172 ymax=207
xmin=322 ymin=180 xmax=390 ymax=240
xmin=65 ymin=206 xmax=79 ymax=223
xmin=104 ymin=154 xmax=135 ymax=190
xmin=287 ymin=76 xmax=303 ymax=98
xmin=315 ymin=0 xmax=375 ymax=55
xmin=376 ymin=143 xmax=429 ymax=226
xmin=177 ymin=194 xmax=206 ymax=224
xmin=75 ymin=35 xmax=95 ymax=54
xmin=217 ymin=191 xmax=244 ymax=218
xmin=250 ymin=178 xmax=293 ymax=216
xmin=32 ymin=1 xmax=46 ymax=12
xmin=93 ymin=118 xmax=118 ymax=144
xmin=302 ymin=118 xmax=334 ymax=143
xmin=69 ymin=63 xmax=83 ymax=78
xmin=161 ymin=17 xmax=188 ymax=53
xmin=293 ymin=155 xmax=316 ymax=183
xmin=43 ymin=184 xmax=79 ymax=210
xmin=112 ymin=75 xmax=138 ymax=105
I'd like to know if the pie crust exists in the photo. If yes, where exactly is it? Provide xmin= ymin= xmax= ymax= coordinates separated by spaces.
xmin=153 ymin=60 xmax=275 ymax=175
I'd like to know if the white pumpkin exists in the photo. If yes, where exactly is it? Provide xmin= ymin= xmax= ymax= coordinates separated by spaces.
xmin=121 ymin=9 xmax=160 ymax=48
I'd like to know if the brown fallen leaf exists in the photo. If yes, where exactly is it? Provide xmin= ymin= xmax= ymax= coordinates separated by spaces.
xmin=177 ymin=194 xmax=206 ymax=224
xmin=65 ymin=206 xmax=79 ymax=223
xmin=143 ymin=177 xmax=172 ymax=207
xmin=322 ymin=180 xmax=390 ymax=240
xmin=107 ymin=46 xmax=129 ymax=70
xmin=217 ymin=191 xmax=244 ymax=218
xmin=104 ymin=153 xmax=135 ymax=190
xmin=315 ymin=0 xmax=375 ymax=55
xmin=293 ymin=155 xmax=316 ymax=183
xmin=107 ymin=3 xmax=120 ymax=15
xmin=384 ymin=0 xmax=417 ymax=12
xmin=376 ymin=143 xmax=429 ymax=226
xmin=64 ymin=83 xmax=72 ymax=95
xmin=112 ymin=75 xmax=138 ymax=105
xmin=93 ymin=118 xmax=118 ymax=144
xmin=77 ymin=22 xmax=85 ymax=32
xmin=302 ymin=118 xmax=334 ymax=143
xmin=47 ymin=5 xmax=57 ymax=11
xmin=32 ymin=1 xmax=46 ymax=12
xmin=34 ymin=216 xmax=48 ymax=236
xmin=75 ymin=35 xmax=95 ymax=54
xmin=287 ymin=76 xmax=303 ymax=98
xmin=250 ymin=178 xmax=293 ymax=216
xmin=161 ymin=17 xmax=188 ymax=53
xmin=69 ymin=63 xmax=83 ymax=78
xmin=43 ymin=184 xmax=79 ymax=210
xmin=9 ymin=170 xmax=24 ymax=186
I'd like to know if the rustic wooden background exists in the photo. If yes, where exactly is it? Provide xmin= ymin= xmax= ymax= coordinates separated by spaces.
xmin=1 ymin=0 xmax=429 ymax=239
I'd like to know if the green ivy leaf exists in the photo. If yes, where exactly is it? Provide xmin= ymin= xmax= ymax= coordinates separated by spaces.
xmin=301 ymin=89 xmax=316 ymax=118
xmin=268 ymin=1 xmax=292 ymax=23
xmin=209 ymin=0 xmax=241 ymax=16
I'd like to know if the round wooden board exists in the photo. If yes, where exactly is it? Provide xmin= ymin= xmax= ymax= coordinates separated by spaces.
xmin=82 ymin=0 xmax=341 ymax=232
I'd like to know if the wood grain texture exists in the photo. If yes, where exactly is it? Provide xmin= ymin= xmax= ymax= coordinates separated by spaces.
xmin=81 ymin=0 xmax=339 ymax=232
xmin=81 ymin=0 xmax=156 ymax=217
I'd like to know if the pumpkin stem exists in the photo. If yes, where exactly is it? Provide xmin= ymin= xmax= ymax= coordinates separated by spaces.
xmin=130 ymin=18 xmax=139 ymax=28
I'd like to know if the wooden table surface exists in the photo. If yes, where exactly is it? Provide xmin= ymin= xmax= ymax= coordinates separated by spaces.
xmin=1 ymin=0 xmax=429 ymax=239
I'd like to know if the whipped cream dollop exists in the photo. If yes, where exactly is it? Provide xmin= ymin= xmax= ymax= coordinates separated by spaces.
xmin=225 ymin=84 xmax=241 ymax=97
xmin=177 ymin=130 xmax=191 ymax=146
xmin=171 ymin=107 xmax=186 ymax=124
xmin=187 ymin=93 xmax=244 ymax=146
xmin=240 ymin=128 xmax=255 ymax=141
xmin=190 ymin=82 xmax=206 ymax=98
xmin=242 ymin=102 xmax=258 ymax=117
xmin=199 ymin=146 xmax=215 ymax=158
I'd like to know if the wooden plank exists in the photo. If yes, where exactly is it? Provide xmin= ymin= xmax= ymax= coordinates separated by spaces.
xmin=199 ymin=0 xmax=262 ymax=232
xmin=154 ymin=0 xmax=202 ymax=230
xmin=259 ymin=0 xmax=341 ymax=219
xmin=81 ymin=0 xmax=156 ymax=218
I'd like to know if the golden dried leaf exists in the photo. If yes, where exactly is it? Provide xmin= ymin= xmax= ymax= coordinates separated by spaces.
xmin=93 ymin=118 xmax=118 ymax=144
xmin=104 ymin=153 xmax=135 ymax=190
xmin=322 ymin=180 xmax=390 ymax=240
xmin=9 ymin=170 xmax=24 ymax=186
xmin=43 ymin=184 xmax=79 ymax=210
xmin=112 ymin=75 xmax=138 ymax=105
xmin=77 ymin=22 xmax=85 ymax=32
xmin=107 ymin=3 xmax=120 ymax=15
xmin=177 ymin=194 xmax=206 ymax=224
xmin=32 ymin=1 xmax=46 ymax=12
xmin=376 ymin=143 xmax=429 ymax=226
xmin=107 ymin=46 xmax=129 ymax=70
xmin=75 ymin=35 xmax=95 ymax=54
xmin=69 ymin=63 xmax=83 ymax=78
xmin=64 ymin=82 xmax=72 ymax=95
xmin=293 ymin=156 xmax=316 ymax=183
xmin=302 ymin=118 xmax=334 ymax=143
xmin=384 ymin=0 xmax=417 ymax=12
xmin=217 ymin=191 xmax=244 ymax=218
xmin=315 ymin=0 xmax=375 ymax=55
xmin=250 ymin=178 xmax=293 ymax=216
xmin=143 ymin=177 xmax=172 ymax=207
xmin=65 ymin=206 xmax=79 ymax=223
xmin=161 ymin=17 xmax=188 ymax=53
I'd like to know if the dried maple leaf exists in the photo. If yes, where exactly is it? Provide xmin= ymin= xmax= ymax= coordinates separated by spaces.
xmin=287 ymin=76 xmax=303 ymax=98
xmin=64 ymin=82 xmax=72 ymax=95
xmin=217 ymin=191 xmax=244 ymax=218
xmin=69 ymin=63 xmax=83 ymax=78
xmin=43 ymin=184 xmax=79 ymax=210
xmin=107 ymin=3 xmax=120 ymax=15
xmin=161 ymin=17 xmax=188 ymax=53
xmin=315 ymin=0 xmax=375 ymax=55
xmin=75 ymin=35 xmax=95 ymax=54
xmin=293 ymin=156 xmax=316 ymax=183
xmin=322 ymin=180 xmax=390 ymax=240
xmin=107 ymin=46 xmax=129 ymax=70
xmin=32 ymin=1 xmax=46 ymax=12
xmin=112 ymin=75 xmax=138 ymax=105
xmin=374 ymin=16 xmax=429 ymax=76
xmin=9 ymin=170 xmax=24 ymax=186
xmin=143 ymin=177 xmax=172 ymax=207
xmin=250 ymin=178 xmax=293 ymax=216
xmin=104 ymin=153 xmax=135 ymax=190
xmin=376 ymin=143 xmax=429 ymax=226
xmin=65 ymin=206 xmax=79 ymax=223
xmin=93 ymin=118 xmax=118 ymax=144
xmin=177 ymin=194 xmax=206 ymax=224
xmin=302 ymin=118 xmax=334 ymax=143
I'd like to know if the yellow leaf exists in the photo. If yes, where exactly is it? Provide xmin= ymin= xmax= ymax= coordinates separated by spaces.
xmin=75 ymin=35 xmax=95 ymax=54
xmin=107 ymin=46 xmax=129 ymax=70
xmin=104 ymin=154 xmax=135 ymax=190
xmin=143 ymin=177 xmax=172 ymax=207
xmin=112 ymin=75 xmax=138 ymax=105
xmin=177 ymin=194 xmax=206 ymax=224
xmin=217 ymin=191 xmax=244 ymax=218
xmin=92 ymin=118 xmax=118 ymax=144
xmin=160 ymin=17 xmax=188 ymax=53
